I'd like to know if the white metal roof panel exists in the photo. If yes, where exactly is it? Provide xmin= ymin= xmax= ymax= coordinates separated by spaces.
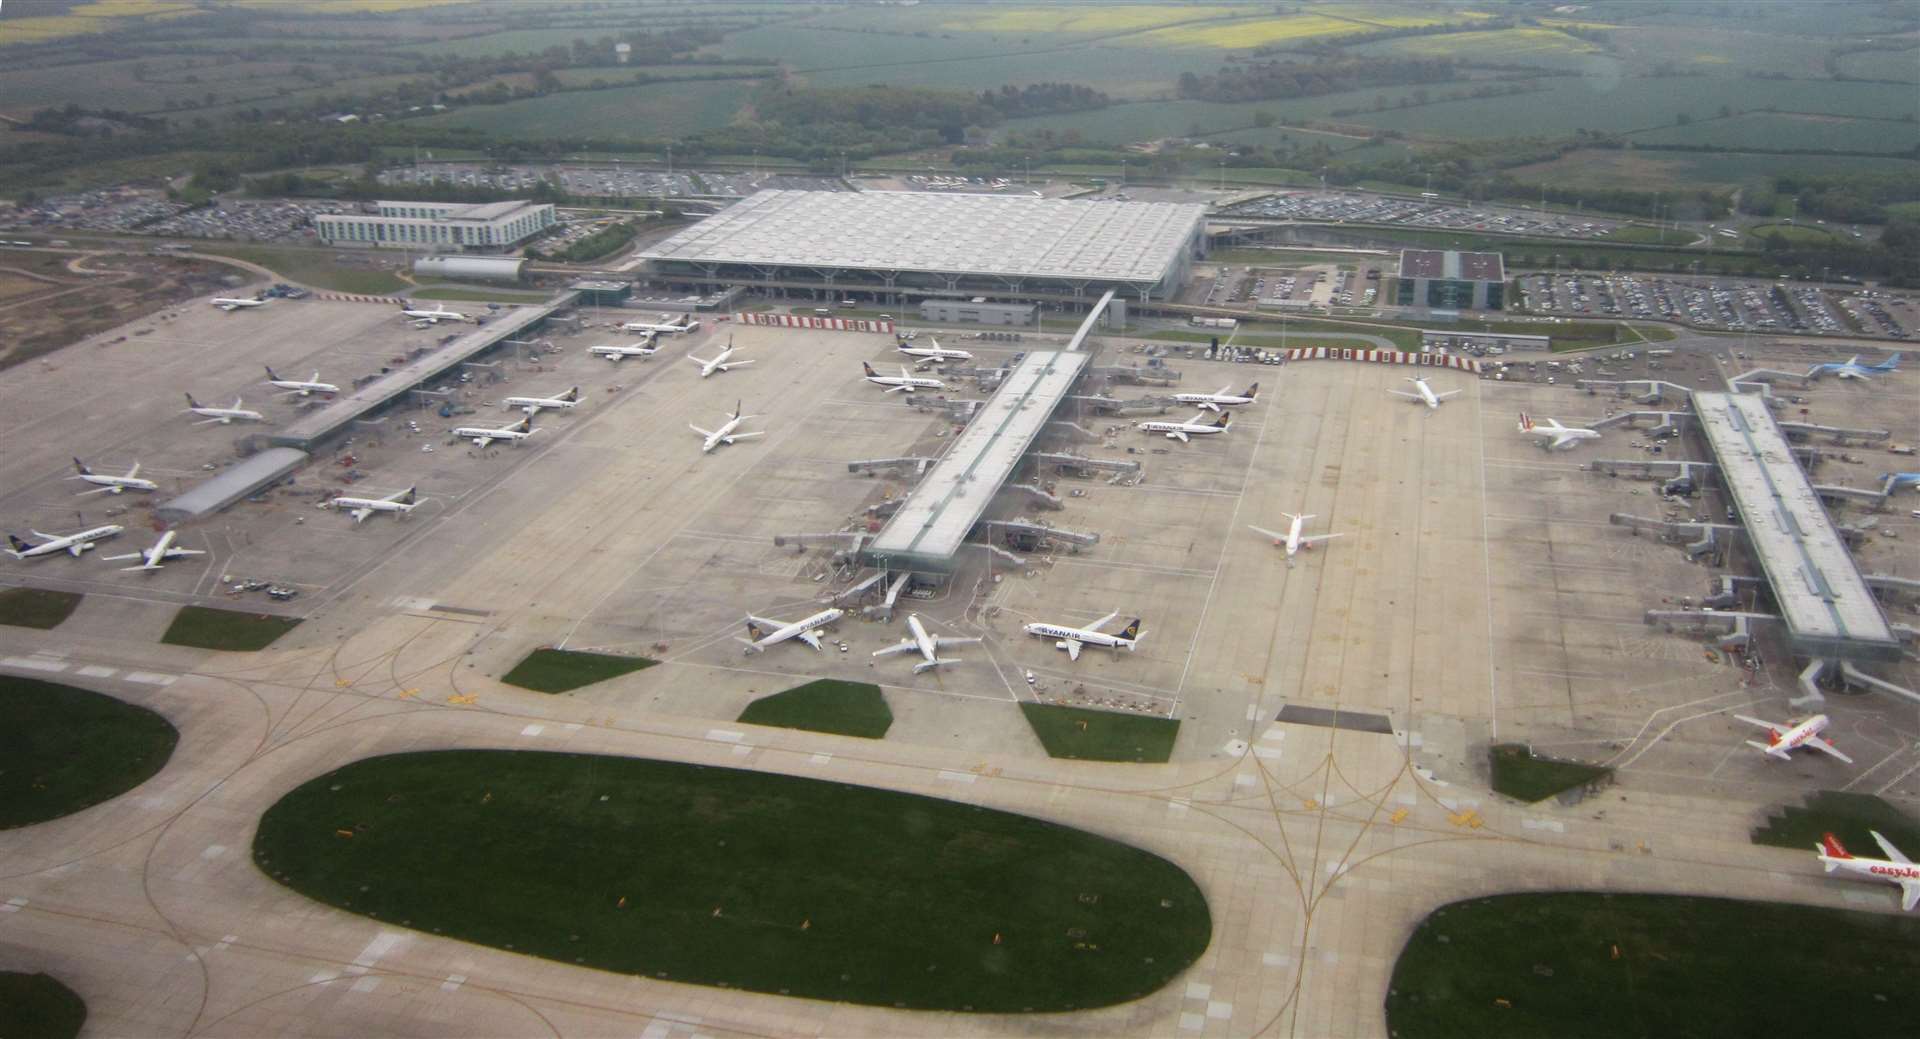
xmin=1693 ymin=391 xmax=1895 ymax=650
xmin=869 ymin=350 xmax=1089 ymax=563
xmin=642 ymin=190 xmax=1204 ymax=284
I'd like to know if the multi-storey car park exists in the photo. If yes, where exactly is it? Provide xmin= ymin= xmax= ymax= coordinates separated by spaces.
xmin=638 ymin=190 xmax=1208 ymax=307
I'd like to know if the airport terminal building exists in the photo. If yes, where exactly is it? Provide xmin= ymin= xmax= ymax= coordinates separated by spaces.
xmin=315 ymin=200 xmax=556 ymax=252
xmin=640 ymin=190 xmax=1208 ymax=305
xmin=1394 ymin=249 xmax=1506 ymax=311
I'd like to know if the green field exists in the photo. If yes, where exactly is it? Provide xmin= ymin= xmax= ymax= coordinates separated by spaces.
xmin=0 ymin=972 xmax=86 ymax=1039
xmin=1630 ymin=112 xmax=1920 ymax=153
xmin=1753 ymin=790 xmax=1920 ymax=855
xmin=1352 ymin=27 xmax=1608 ymax=73
xmin=191 ymin=244 xmax=405 ymax=294
xmin=1020 ymin=703 xmax=1179 ymax=763
xmin=1387 ymin=893 xmax=1920 ymax=1038
xmin=738 ymin=680 xmax=893 ymax=739
xmin=161 ymin=606 xmax=302 ymax=652
xmin=0 ymin=588 xmax=83 ymax=630
xmin=254 ymin=750 xmax=1211 ymax=1010
xmin=1 ymin=676 xmax=179 ymax=829
xmin=420 ymin=79 xmax=755 ymax=139
xmin=1489 ymin=744 xmax=1612 ymax=803
xmin=1505 ymin=149 xmax=1920 ymax=192
xmin=500 ymin=648 xmax=655 ymax=693
xmin=1838 ymin=47 xmax=1920 ymax=82
xmin=1605 ymin=25 xmax=1839 ymax=79
xmin=409 ymin=286 xmax=552 ymax=302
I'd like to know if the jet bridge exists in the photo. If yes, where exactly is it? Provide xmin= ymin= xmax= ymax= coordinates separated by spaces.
xmin=1576 ymin=379 xmax=1697 ymax=404
xmin=1777 ymin=421 xmax=1890 ymax=445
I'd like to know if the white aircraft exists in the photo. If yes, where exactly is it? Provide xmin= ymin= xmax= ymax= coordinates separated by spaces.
xmin=737 ymin=607 xmax=845 ymax=653
xmin=453 ymin=416 xmax=537 ymax=448
xmin=1173 ymin=381 xmax=1260 ymax=413
xmin=101 ymin=529 xmax=206 ymax=572
xmin=1137 ymin=410 xmax=1231 ymax=443
xmin=872 ymin=613 xmax=981 ymax=674
xmin=1389 ymin=376 xmax=1461 ymax=409
xmin=1733 ymin=713 xmax=1854 ymax=764
xmin=1517 ymin=412 xmax=1600 ymax=451
xmin=264 ymin=366 xmax=338 ymax=397
xmin=1810 ymin=353 xmax=1901 ymax=381
xmin=622 ymin=315 xmax=699 ymax=335
xmin=211 ymin=296 xmax=267 ymax=311
xmin=589 ymin=339 xmax=658 ymax=362
xmin=897 ymin=337 xmax=972 ymax=365
xmin=327 ymin=485 xmax=428 ymax=523
xmin=1023 ymin=610 xmax=1144 ymax=661
xmin=6 ymin=525 xmax=124 ymax=560
xmin=1248 ymin=514 xmax=1343 ymax=566
xmin=688 ymin=342 xmax=753 ymax=378
xmin=1817 ymin=831 xmax=1920 ymax=911
xmin=692 ymin=400 xmax=764 ymax=453
xmin=70 ymin=457 xmax=157 ymax=496
xmin=501 ymin=386 xmax=580 ymax=415
xmin=399 ymin=303 xmax=467 ymax=324
xmin=184 ymin=394 xmax=265 ymax=425
xmin=862 ymin=362 xmax=943 ymax=394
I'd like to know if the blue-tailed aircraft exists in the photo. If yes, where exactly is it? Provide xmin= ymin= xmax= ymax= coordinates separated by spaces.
xmin=1808 ymin=352 xmax=1901 ymax=381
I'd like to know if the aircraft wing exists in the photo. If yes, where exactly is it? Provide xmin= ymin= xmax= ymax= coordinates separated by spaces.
xmin=871 ymin=640 xmax=918 ymax=658
xmin=745 ymin=614 xmax=788 ymax=631
xmin=1809 ymin=738 xmax=1855 ymax=764
xmin=470 ymin=435 xmax=495 ymax=448
xmin=1248 ymin=525 xmax=1288 ymax=542
xmin=1215 ymin=383 xmax=1233 ymax=396
xmin=933 ymin=636 xmax=983 ymax=649
xmin=1873 ymin=831 xmax=1911 ymax=864
xmin=719 ymin=360 xmax=755 ymax=371
xmin=1436 ymin=389 xmax=1463 ymax=400
xmin=1088 ymin=610 xmax=1120 ymax=633
xmin=1902 ymin=881 xmax=1920 ymax=913
xmin=1387 ymin=390 xmax=1420 ymax=399
xmin=169 ymin=548 xmax=207 ymax=558
xmin=66 ymin=542 xmax=90 ymax=557
xmin=1168 ymin=429 xmax=1189 ymax=443
xmin=1733 ymin=714 xmax=1788 ymax=732
xmin=98 ymin=551 xmax=142 ymax=562
xmin=795 ymin=629 xmax=824 ymax=651
xmin=1299 ymin=533 xmax=1343 ymax=546
xmin=1549 ymin=432 xmax=1580 ymax=450
xmin=725 ymin=432 xmax=766 ymax=444
xmin=1061 ymin=639 xmax=1083 ymax=661
xmin=350 ymin=506 xmax=374 ymax=523
xmin=690 ymin=424 xmax=716 ymax=438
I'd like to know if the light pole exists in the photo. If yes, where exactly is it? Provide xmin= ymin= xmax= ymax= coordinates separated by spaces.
xmin=665 ymin=144 xmax=672 ymax=178
xmin=1218 ymin=160 xmax=1226 ymax=191
xmin=1120 ymin=159 xmax=1127 ymax=187
xmin=1024 ymin=154 xmax=1030 ymax=187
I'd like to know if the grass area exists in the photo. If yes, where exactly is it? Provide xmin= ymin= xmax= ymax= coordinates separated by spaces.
xmin=1506 ymin=148 xmax=1920 ymax=193
xmin=738 ymin=680 xmax=893 ymax=739
xmin=160 ymin=606 xmax=302 ymax=652
xmin=1753 ymin=790 xmax=1920 ymax=855
xmin=408 ymin=286 xmax=551 ymax=303
xmin=1489 ymin=744 xmax=1612 ymax=803
xmin=191 ymin=245 xmax=406 ymax=295
xmin=1210 ymin=248 xmax=1392 ymax=266
xmin=254 ymin=750 xmax=1210 ymax=1010
xmin=1749 ymin=222 xmax=1853 ymax=245
xmin=0 ymin=588 xmax=83 ymax=630
xmin=0 ymin=972 xmax=86 ymax=1039
xmin=1020 ymin=703 xmax=1178 ymax=763
xmin=1353 ymin=26 xmax=1604 ymax=71
xmin=420 ymin=79 xmax=754 ymax=140
xmin=0 ymin=676 xmax=178 ymax=830
xmin=499 ymin=647 xmax=654 ymax=694
xmin=1603 ymin=224 xmax=1697 ymax=246
xmin=1387 ymin=893 xmax=1920 ymax=1038
xmin=1630 ymin=112 xmax=1920 ymax=154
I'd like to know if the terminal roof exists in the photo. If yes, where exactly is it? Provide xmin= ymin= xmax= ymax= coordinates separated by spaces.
xmin=1692 ymin=391 xmax=1896 ymax=658
xmin=643 ymin=190 xmax=1205 ymax=285
xmin=868 ymin=350 xmax=1090 ymax=568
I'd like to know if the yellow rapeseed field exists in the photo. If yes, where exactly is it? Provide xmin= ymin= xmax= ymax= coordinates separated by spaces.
xmin=1386 ymin=27 xmax=1600 ymax=58
xmin=1136 ymin=14 xmax=1364 ymax=48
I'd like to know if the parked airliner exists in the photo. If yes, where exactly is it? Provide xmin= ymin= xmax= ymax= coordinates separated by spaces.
xmin=327 ymin=486 xmax=428 ymax=523
xmin=862 ymin=362 xmax=943 ymax=394
xmin=1023 ymin=611 xmax=1143 ymax=661
xmin=689 ymin=341 xmax=753 ymax=377
xmin=6 ymin=525 xmax=124 ymax=560
xmin=1818 ymin=831 xmax=1920 ymax=910
xmin=590 ymin=339 xmax=658 ymax=362
xmin=211 ymin=296 xmax=267 ymax=311
xmin=264 ymin=366 xmax=338 ymax=396
xmin=70 ymin=458 xmax=156 ymax=496
xmin=1809 ymin=353 xmax=1901 ymax=381
xmin=1389 ymin=376 xmax=1460 ymax=409
xmin=1248 ymin=514 xmax=1343 ymax=565
xmin=102 ymin=530 xmax=205 ymax=572
xmin=692 ymin=400 xmax=764 ymax=453
xmin=738 ymin=607 xmax=844 ymax=652
xmin=399 ymin=303 xmax=467 ymax=324
xmin=897 ymin=337 xmax=972 ymax=364
xmin=453 ymin=416 xmax=536 ymax=448
xmin=501 ymin=387 xmax=580 ymax=415
xmin=1137 ymin=411 xmax=1230 ymax=443
xmin=1518 ymin=412 xmax=1600 ymax=451
xmin=185 ymin=394 xmax=264 ymax=425
xmin=872 ymin=613 xmax=980 ymax=673
xmin=1174 ymin=381 xmax=1259 ymax=412
xmin=1735 ymin=713 xmax=1854 ymax=763
xmin=622 ymin=315 xmax=699 ymax=335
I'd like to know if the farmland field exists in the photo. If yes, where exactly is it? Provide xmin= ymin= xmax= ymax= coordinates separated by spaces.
xmin=1136 ymin=13 xmax=1391 ymax=49
xmin=1629 ymin=113 xmax=1920 ymax=153
xmin=1353 ymin=27 xmax=1608 ymax=72
xmin=1504 ymin=148 xmax=1920 ymax=191
xmin=1603 ymin=26 xmax=1838 ymax=79
xmin=419 ymin=79 xmax=754 ymax=139
xmin=768 ymin=35 xmax=1226 ymax=97
xmin=1837 ymin=48 xmax=1920 ymax=82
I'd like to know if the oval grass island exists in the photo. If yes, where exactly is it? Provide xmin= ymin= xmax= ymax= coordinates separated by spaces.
xmin=254 ymin=750 xmax=1211 ymax=1012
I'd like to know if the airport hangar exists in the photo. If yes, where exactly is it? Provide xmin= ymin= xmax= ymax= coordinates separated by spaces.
xmin=638 ymin=189 xmax=1209 ymax=312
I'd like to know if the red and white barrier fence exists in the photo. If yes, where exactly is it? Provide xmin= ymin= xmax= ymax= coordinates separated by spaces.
xmin=734 ymin=312 xmax=895 ymax=334
xmin=1284 ymin=347 xmax=1482 ymax=373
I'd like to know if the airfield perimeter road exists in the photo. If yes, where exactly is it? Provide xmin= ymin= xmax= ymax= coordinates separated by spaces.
xmin=3 ymin=320 xmax=1918 ymax=1037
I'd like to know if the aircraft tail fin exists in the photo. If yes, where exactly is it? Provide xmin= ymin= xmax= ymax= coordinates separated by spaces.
xmin=862 ymin=361 xmax=878 ymax=377
xmin=264 ymin=365 xmax=279 ymax=381
xmin=72 ymin=457 xmax=91 ymax=475
xmin=1214 ymin=412 xmax=1231 ymax=428
xmin=7 ymin=534 xmax=31 ymax=554
xmin=1745 ymin=739 xmax=1779 ymax=756
xmin=1244 ymin=382 xmax=1259 ymax=400
xmin=1820 ymin=832 xmax=1853 ymax=868
xmin=565 ymin=387 xmax=579 ymax=402
xmin=402 ymin=486 xmax=417 ymax=504
xmin=185 ymin=392 xmax=200 ymax=409
xmin=1119 ymin=618 xmax=1142 ymax=643
xmin=1519 ymin=411 xmax=1534 ymax=431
